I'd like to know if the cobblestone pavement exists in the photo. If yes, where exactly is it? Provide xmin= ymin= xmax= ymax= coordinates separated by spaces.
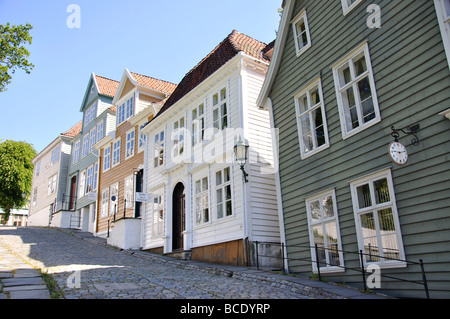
xmin=0 ymin=227 xmax=390 ymax=301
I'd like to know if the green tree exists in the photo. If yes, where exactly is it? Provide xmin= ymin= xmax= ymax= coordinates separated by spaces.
xmin=0 ymin=23 xmax=34 ymax=92
xmin=0 ymin=140 xmax=36 ymax=224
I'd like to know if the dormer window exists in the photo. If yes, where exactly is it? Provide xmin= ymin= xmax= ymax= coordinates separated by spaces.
xmin=84 ymin=102 xmax=97 ymax=127
xmin=118 ymin=96 xmax=134 ymax=125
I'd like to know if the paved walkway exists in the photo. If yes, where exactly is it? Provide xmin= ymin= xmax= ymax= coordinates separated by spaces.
xmin=0 ymin=226 xmax=392 ymax=300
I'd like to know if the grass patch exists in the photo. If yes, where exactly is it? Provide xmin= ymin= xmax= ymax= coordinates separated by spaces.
xmin=40 ymin=271 xmax=64 ymax=299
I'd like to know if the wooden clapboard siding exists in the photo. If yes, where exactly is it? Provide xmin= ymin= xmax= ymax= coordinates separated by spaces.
xmin=268 ymin=0 xmax=450 ymax=298
xmin=96 ymin=120 xmax=146 ymax=234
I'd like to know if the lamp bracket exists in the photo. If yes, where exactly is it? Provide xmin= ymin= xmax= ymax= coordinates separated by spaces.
xmin=391 ymin=124 xmax=420 ymax=146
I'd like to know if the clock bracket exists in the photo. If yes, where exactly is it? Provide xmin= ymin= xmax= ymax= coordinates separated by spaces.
xmin=391 ymin=124 xmax=420 ymax=146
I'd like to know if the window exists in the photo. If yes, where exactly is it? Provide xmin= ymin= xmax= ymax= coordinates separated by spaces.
xmin=350 ymin=169 xmax=405 ymax=267
xmin=192 ymin=103 xmax=205 ymax=146
xmin=124 ymin=175 xmax=134 ymax=209
xmin=51 ymin=146 xmax=60 ymax=164
xmin=434 ymin=0 xmax=450 ymax=69
xmin=152 ymin=193 xmax=164 ymax=237
xmin=215 ymin=167 xmax=232 ymax=219
xmin=86 ymin=165 xmax=93 ymax=194
xmin=154 ymin=131 xmax=165 ymax=168
xmin=112 ymin=139 xmax=121 ymax=167
xmin=126 ymin=129 xmax=135 ymax=159
xmin=32 ymin=188 xmax=37 ymax=206
xmin=97 ymin=121 xmax=104 ymax=142
xmin=138 ymin=123 xmax=147 ymax=153
xmin=93 ymin=163 xmax=98 ymax=191
xmin=103 ymin=146 xmax=111 ymax=172
xmin=332 ymin=42 xmax=380 ymax=139
xmin=78 ymin=170 xmax=86 ymax=199
xmin=35 ymin=161 xmax=41 ymax=176
xmin=212 ymin=88 xmax=228 ymax=131
xmin=84 ymin=102 xmax=97 ymax=127
xmin=341 ymin=0 xmax=364 ymax=15
xmin=101 ymin=188 xmax=109 ymax=218
xmin=195 ymin=177 xmax=210 ymax=225
xmin=294 ymin=77 xmax=329 ymax=158
xmin=82 ymin=134 xmax=89 ymax=158
xmin=292 ymin=9 xmax=311 ymax=57
xmin=48 ymin=174 xmax=58 ymax=195
xmin=118 ymin=97 xmax=134 ymax=125
xmin=172 ymin=117 xmax=185 ymax=158
xmin=110 ymin=183 xmax=119 ymax=216
xmin=89 ymin=127 xmax=96 ymax=154
xmin=73 ymin=140 xmax=80 ymax=164
xmin=306 ymin=189 xmax=344 ymax=273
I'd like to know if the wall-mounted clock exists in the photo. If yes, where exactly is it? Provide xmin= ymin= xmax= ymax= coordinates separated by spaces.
xmin=389 ymin=141 xmax=408 ymax=166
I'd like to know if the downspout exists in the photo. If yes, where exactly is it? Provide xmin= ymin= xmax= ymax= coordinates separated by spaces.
xmin=238 ymin=53 xmax=249 ymax=266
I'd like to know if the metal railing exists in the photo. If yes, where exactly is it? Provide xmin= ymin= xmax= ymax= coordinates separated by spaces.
xmin=252 ymin=241 xmax=430 ymax=299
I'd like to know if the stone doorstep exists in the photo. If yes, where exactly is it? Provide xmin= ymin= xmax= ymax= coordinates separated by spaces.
xmin=14 ymin=269 xmax=41 ymax=278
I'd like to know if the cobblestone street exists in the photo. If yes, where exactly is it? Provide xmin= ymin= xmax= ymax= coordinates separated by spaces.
xmin=0 ymin=227 xmax=390 ymax=302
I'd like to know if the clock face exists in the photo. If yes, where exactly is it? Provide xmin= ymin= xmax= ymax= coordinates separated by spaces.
xmin=389 ymin=141 xmax=408 ymax=165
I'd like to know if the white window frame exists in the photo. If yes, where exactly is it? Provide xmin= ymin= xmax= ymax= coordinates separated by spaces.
xmin=93 ymin=163 xmax=98 ymax=191
xmin=434 ymin=0 xmax=450 ymax=70
xmin=86 ymin=165 xmax=94 ymax=194
xmin=192 ymin=102 xmax=206 ymax=146
xmin=112 ymin=138 xmax=121 ymax=167
xmin=212 ymin=87 xmax=228 ymax=131
xmin=48 ymin=174 xmax=58 ymax=196
xmin=215 ymin=166 xmax=233 ymax=220
xmin=138 ymin=122 xmax=147 ymax=153
xmin=73 ymin=140 xmax=80 ymax=164
xmin=97 ymin=121 xmax=104 ymax=142
xmin=51 ymin=146 xmax=60 ymax=165
xmin=103 ymin=146 xmax=111 ymax=172
xmin=82 ymin=134 xmax=89 ymax=158
xmin=306 ymin=189 xmax=345 ymax=274
xmin=195 ymin=176 xmax=210 ymax=225
xmin=84 ymin=102 xmax=97 ymax=128
xmin=152 ymin=192 xmax=164 ymax=237
xmin=341 ymin=0 xmax=364 ymax=15
xmin=291 ymin=8 xmax=311 ymax=57
xmin=294 ymin=76 xmax=330 ymax=159
xmin=172 ymin=116 xmax=185 ymax=158
xmin=350 ymin=169 xmax=406 ymax=269
xmin=32 ymin=188 xmax=37 ymax=206
xmin=110 ymin=183 xmax=119 ymax=216
xmin=35 ymin=161 xmax=41 ymax=176
xmin=78 ymin=170 xmax=86 ymax=199
xmin=154 ymin=131 xmax=165 ymax=168
xmin=89 ymin=127 xmax=96 ymax=154
xmin=124 ymin=175 xmax=134 ymax=209
xmin=332 ymin=41 xmax=381 ymax=139
xmin=117 ymin=96 xmax=134 ymax=126
xmin=125 ymin=128 xmax=135 ymax=160
xmin=101 ymin=188 xmax=109 ymax=218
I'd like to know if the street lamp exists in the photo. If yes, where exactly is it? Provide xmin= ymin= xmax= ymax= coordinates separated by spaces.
xmin=234 ymin=137 xmax=249 ymax=183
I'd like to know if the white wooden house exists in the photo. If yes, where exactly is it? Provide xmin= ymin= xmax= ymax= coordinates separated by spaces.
xmin=141 ymin=30 xmax=282 ymax=267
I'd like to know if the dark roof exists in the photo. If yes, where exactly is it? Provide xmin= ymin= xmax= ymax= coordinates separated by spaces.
xmin=155 ymin=30 xmax=271 ymax=118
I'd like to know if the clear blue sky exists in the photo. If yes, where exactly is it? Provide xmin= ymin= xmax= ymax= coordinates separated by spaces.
xmin=0 ymin=0 xmax=282 ymax=153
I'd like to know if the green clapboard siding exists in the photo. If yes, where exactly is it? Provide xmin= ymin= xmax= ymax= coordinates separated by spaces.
xmin=270 ymin=0 xmax=450 ymax=298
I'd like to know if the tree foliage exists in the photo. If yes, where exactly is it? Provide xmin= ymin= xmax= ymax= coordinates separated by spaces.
xmin=0 ymin=140 xmax=36 ymax=224
xmin=0 ymin=23 xmax=35 ymax=92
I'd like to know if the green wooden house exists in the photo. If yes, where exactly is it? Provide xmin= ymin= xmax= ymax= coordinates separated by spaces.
xmin=258 ymin=0 xmax=450 ymax=298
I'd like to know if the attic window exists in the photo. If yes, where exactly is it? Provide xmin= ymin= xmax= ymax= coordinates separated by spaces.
xmin=291 ymin=9 xmax=311 ymax=57
xmin=341 ymin=0 xmax=364 ymax=15
xmin=90 ymin=84 xmax=95 ymax=94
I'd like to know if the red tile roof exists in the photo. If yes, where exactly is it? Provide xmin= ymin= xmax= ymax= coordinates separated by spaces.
xmin=129 ymin=72 xmax=178 ymax=96
xmin=157 ymin=30 xmax=271 ymax=117
xmin=61 ymin=120 xmax=82 ymax=138
xmin=95 ymin=75 xmax=120 ymax=97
